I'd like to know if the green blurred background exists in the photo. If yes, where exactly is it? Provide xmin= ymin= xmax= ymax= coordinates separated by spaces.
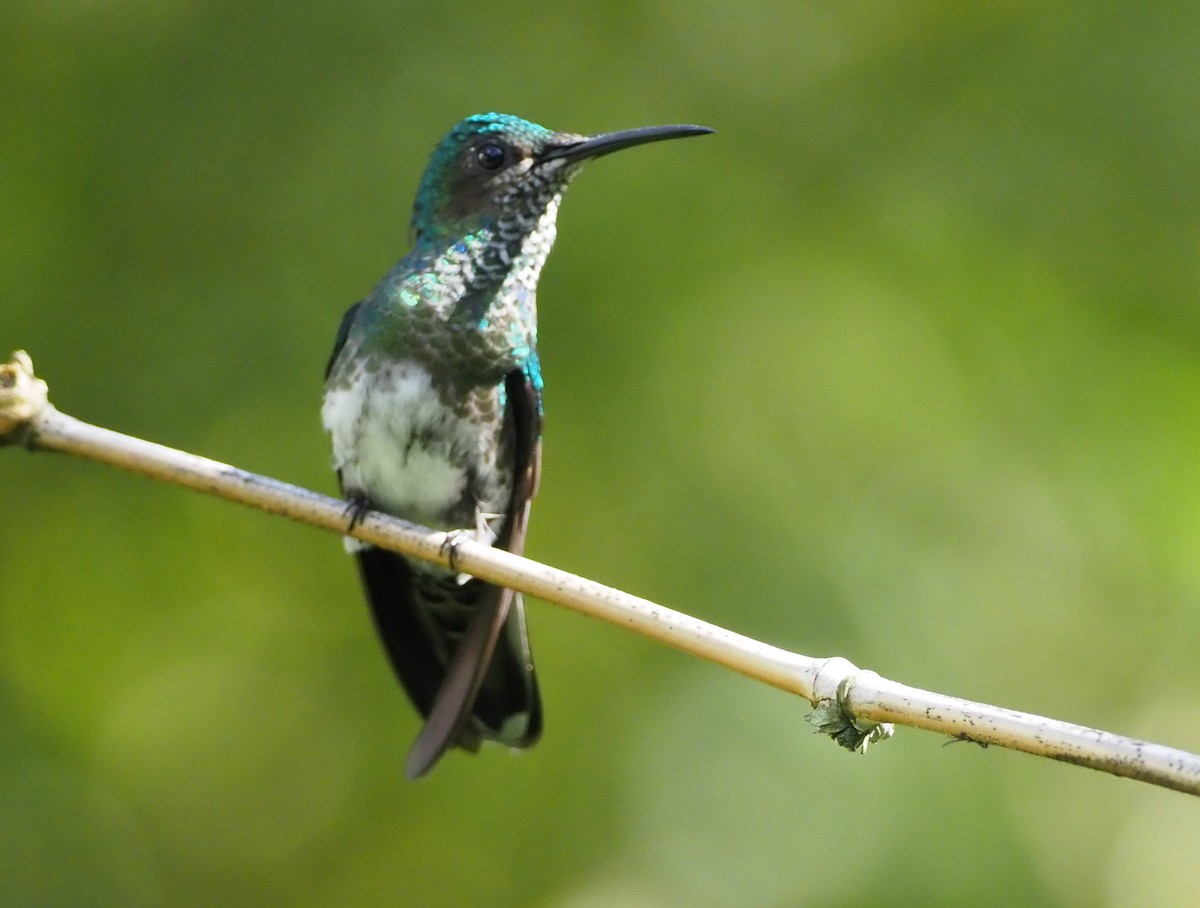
xmin=4 ymin=1 xmax=1200 ymax=905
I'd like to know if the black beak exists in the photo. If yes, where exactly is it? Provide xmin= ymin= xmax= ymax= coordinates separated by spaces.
xmin=539 ymin=124 xmax=715 ymax=164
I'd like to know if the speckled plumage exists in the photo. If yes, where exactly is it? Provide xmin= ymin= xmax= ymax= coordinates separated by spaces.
xmin=322 ymin=112 xmax=712 ymax=778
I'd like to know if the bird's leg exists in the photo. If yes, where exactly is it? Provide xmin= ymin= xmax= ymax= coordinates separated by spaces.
xmin=474 ymin=508 xmax=503 ymax=545
xmin=439 ymin=507 xmax=502 ymax=581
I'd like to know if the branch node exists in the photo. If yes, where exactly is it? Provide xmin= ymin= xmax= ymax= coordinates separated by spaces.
xmin=807 ymin=661 xmax=895 ymax=753
xmin=0 ymin=351 xmax=51 ymax=448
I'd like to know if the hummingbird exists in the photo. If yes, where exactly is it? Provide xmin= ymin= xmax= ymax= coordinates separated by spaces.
xmin=322 ymin=112 xmax=712 ymax=778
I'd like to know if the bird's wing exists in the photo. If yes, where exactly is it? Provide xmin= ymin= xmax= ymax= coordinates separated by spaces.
xmin=404 ymin=362 xmax=544 ymax=778
xmin=324 ymin=301 xmax=362 ymax=379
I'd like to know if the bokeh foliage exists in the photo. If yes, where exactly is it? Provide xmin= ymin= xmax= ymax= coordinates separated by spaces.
xmin=3 ymin=2 xmax=1200 ymax=905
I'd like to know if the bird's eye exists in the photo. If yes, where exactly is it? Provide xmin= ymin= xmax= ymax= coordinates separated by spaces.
xmin=476 ymin=142 xmax=507 ymax=170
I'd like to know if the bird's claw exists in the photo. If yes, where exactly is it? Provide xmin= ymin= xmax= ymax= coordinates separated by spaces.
xmin=343 ymin=494 xmax=372 ymax=531
xmin=440 ymin=529 xmax=473 ymax=573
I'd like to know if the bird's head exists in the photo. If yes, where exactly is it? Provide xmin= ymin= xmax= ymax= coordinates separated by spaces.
xmin=410 ymin=112 xmax=712 ymax=243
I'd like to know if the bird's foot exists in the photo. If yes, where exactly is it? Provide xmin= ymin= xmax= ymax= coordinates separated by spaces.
xmin=440 ymin=511 xmax=500 ymax=583
xmin=439 ymin=529 xmax=473 ymax=575
xmin=342 ymin=492 xmax=374 ymax=531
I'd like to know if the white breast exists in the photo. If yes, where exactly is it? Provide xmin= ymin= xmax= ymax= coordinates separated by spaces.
xmin=322 ymin=360 xmax=471 ymax=527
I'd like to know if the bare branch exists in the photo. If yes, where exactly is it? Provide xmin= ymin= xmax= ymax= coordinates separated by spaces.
xmin=4 ymin=350 xmax=1198 ymax=795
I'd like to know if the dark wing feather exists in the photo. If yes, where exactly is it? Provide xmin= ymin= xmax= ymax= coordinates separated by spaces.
xmin=354 ymin=547 xmax=482 ymax=751
xmin=325 ymin=302 xmax=362 ymax=378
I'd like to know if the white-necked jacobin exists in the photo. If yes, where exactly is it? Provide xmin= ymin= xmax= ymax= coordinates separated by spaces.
xmin=322 ymin=112 xmax=712 ymax=778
